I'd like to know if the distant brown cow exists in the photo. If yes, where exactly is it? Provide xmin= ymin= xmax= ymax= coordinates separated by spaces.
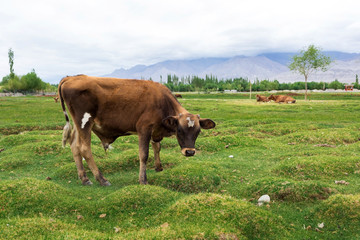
xmin=175 ymin=94 xmax=182 ymax=98
xmin=268 ymin=94 xmax=296 ymax=104
xmin=59 ymin=75 xmax=216 ymax=186
xmin=256 ymin=94 xmax=270 ymax=102
xmin=54 ymin=97 xmax=59 ymax=103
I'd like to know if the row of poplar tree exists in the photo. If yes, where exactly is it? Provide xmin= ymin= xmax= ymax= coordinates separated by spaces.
xmin=163 ymin=74 xmax=359 ymax=92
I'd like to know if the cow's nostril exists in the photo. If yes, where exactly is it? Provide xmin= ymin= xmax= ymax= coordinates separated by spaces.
xmin=185 ymin=150 xmax=195 ymax=156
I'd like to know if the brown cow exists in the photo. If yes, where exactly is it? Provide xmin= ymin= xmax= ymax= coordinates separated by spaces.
xmin=256 ymin=94 xmax=270 ymax=102
xmin=268 ymin=94 xmax=296 ymax=103
xmin=175 ymin=94 xmax=183 ymax=98
xmin=59 ymin=75 xmax=215 ymax=186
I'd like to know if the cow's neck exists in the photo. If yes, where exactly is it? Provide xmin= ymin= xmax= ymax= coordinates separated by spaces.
xmin=168 ymin=97 xmax=188 ymax=116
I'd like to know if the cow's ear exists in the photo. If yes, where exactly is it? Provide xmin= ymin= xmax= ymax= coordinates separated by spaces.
xmin=162 ymin=116 xmax=178 ymax=131
xmin=200 ymin=119 xmax=216 ymax=129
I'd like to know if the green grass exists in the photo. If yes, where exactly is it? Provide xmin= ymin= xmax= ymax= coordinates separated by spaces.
xmin=0 ymin=93 xmax=360 ymax=239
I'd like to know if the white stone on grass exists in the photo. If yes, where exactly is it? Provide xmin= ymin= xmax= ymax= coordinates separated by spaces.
xmin=258 ymin=194 xmax=270 ymax=206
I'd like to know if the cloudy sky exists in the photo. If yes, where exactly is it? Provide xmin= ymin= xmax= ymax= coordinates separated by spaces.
xmin=1 ymin=0 xmax=359 ymax=84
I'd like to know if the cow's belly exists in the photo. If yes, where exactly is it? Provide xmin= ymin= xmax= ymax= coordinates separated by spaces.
xmin=92 ymin=123 xmax=138 ymax=146
xmin=93 ymin=122 xmax=136 ymax=136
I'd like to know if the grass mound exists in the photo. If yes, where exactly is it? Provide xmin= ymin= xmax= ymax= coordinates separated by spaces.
xmin=54 ymin=149 xmax=140 ymax=178
xmin=251 ymin=122 xmax=312 ymax=137
xmin=197 ymin=134 xmax=266 ymax=152
xmin=273 ymin=155 xmax=360 ymax=180
xmin=104 ymin=184 xmax=181 ymax=206
xmin=0 ymin=150 xmax=34 ymax=170
xmin=0 ymin=217 xmax=107 ymax=240
xmin=280 ymin=128 xmax=360 ymax=145
xmin=247 ymin=177 xmax=335 ymax=202
xmin=98 ymin=185 xmax=183 ymax=222
xmin=150 ymin=162 xmax=225 ymax=193
xmin=0 ymin=178 xmax=82 ymax=218
xmin=157 ymin=193 xmax=290 ymax=239
xmin=314 ymin=194 xmax=360 ymax=235
xmin=316 ymin=194 xmax=360 ymax=220
xmin=0 ymin=131 xmax=71 ymax=172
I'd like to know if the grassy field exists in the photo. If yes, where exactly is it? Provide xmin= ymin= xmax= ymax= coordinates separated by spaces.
xmin=0 ymin=93 xmax=360 ymax=239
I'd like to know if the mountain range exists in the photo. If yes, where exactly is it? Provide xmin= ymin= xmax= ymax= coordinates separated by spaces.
xmin=104 ymin=52 xmax=360 ymax=83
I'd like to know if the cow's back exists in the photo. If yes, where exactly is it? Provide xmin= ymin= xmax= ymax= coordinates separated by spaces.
xmin=274 ymin=95 xmax=295 ymax=103
xmin=61 ymin=75 xmax=170 ymax=101
xmin=60 ymin=75 xmax=181 ymax=133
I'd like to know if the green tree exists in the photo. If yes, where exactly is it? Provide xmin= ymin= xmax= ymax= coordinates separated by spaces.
xmin=172 ymin=74 xmax=179 ymax=86
xmin=1 ymin=75 xmax=11 ymax=86
xmin=164 ymin=82 xmax=174 ymax=91
xmin=1 ymin=48 xmax=15 ymax=87
xmin=21 ymin=69 xmax=43 ymax=92
xmin=6 ymin=75 xmax=22 ymax=92
xmin=8 ymin=48 xmax=15 ymax=78
xmin=167 ymin=74 xmax=172 ymax=85
xmin=329 ymin=79 xmax=344 ymax=90
xmin=354 ymin=74 xmax=359 ymax=89
xmin=291 ymin=81 xmax=305 ymax=90
xmin=289 ymin=45 xmax=332 ymax=100
xmin=191 ymin=76 xmax=205 ymax=90
xmin=279 ymin=82 xmax=290 ymax=90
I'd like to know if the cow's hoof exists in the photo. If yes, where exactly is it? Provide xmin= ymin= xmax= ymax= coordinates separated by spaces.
xmin=155 ymin=166 xmax=163 ymax=172
xmin=82 ymin=179 xmax=93 ymax=186
xmin=100 ymin=180 xmax=111 ymax=186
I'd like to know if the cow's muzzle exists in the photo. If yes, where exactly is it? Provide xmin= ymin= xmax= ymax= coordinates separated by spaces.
xmin=181 ymin=148 xmax=196 ymax=157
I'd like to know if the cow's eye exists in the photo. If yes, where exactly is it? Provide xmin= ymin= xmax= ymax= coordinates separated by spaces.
xmin=177 ymin=128 xmax=184 ymax=135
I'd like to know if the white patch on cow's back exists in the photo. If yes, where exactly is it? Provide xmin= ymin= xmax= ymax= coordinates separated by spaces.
xmin=81 ymin=112 xmax=91 ymax=129
xmin=186 ymin=117 xmax=195 ymax=128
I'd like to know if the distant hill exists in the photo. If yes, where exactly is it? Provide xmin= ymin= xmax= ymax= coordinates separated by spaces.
xmin=104 ymin=51 xmax=360 ymax=83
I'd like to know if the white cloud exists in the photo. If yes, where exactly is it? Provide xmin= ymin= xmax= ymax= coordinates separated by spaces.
xmin=0 ymin=0 xmax=359 ymax=83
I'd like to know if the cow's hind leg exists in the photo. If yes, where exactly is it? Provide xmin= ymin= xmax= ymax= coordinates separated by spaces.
xmin=70 ymin=129 xmax=92 ymax=185
xmin=80 ymin=144 xmax=111 ymax=186
xmin=77 ymin=127 xmax=111 ymax=186
xmin=151 ymin=141 xmax=163 ymax=172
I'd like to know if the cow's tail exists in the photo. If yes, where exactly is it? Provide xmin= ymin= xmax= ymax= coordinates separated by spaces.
xmin=58 ymin=79 xmax=72 ymax=148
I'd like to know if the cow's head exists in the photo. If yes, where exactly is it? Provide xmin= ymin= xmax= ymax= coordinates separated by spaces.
xmin=268 ymin=94 xmax=275 ymax=100
xmin=162 ymin=113 xmax=216 ymax=157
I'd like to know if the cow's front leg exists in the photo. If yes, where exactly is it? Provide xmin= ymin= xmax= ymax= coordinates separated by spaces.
xmin=151 ymin=141 xmax=163 ymax=172
xmin=138 ymin=133 xmax=151 ymax=184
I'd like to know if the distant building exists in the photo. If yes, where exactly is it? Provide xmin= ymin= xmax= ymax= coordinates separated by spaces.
xmin=345 ymin=85 xmax=354 ymax=91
